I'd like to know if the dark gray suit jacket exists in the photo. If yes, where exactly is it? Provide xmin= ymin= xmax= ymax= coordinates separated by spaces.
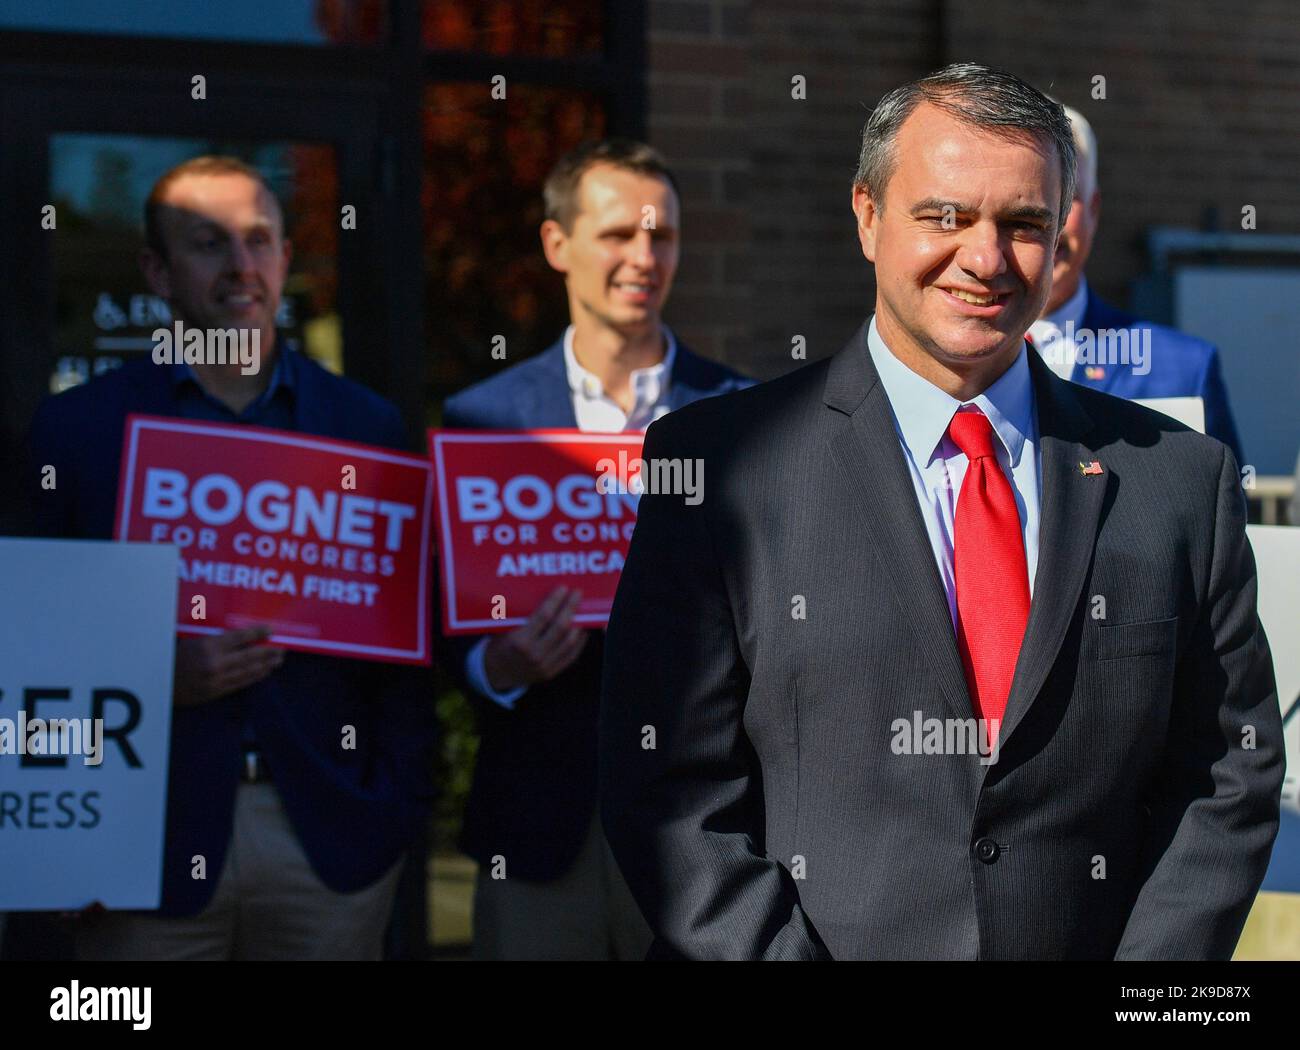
xmin=598 ymin=321 xmax=1283 ymax=960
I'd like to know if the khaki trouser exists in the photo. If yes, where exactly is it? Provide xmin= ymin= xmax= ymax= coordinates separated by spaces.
xmin=472 ymin=813 xmax=652 ymax=961
xmin=76 ymin=782 xmax=403 ymax=961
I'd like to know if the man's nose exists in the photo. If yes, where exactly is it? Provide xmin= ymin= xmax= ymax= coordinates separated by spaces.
xmin=628 ymin=230 xmax=656 ymax=269
xmin=954 ymin=221 xmax=1007 ymax=280
xmin=225 ymin=237 xmax=257 ymax=275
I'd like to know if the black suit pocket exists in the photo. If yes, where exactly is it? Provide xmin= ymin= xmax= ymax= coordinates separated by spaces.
xmin=1096 ymin=616 xmax=1178 ymax=661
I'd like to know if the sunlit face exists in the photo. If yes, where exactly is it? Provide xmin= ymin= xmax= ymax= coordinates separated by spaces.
xmin=853 ymin=102 xmax=1063 ymax=376
xmin=142 ymin=172 xmax=291 ymax=345
xmin=542 ymin=164 xmax=680 ymax=338
xmin=1044 ymin=189 xmax=1099 ymax=314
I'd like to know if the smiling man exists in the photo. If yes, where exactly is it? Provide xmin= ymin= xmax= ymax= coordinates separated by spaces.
xmin=440 ymin=139 xmax=750 ymax=959
xmin=599 ymin=65 xmax=1283 ymax=960
xmin=26 ymin=156 xmax=436 ymax=960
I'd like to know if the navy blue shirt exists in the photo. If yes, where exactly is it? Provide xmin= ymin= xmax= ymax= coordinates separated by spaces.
xmin=171 ymin=349 xmax=298 ymax=753
xmin=26 ymin=342 xmax=436 ymax=915
xmin=171 ymin=345 xmax=296 ymax=429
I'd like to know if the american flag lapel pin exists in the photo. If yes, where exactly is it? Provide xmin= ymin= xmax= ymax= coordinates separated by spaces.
xmin=1078 ymin=460 xmax=1104 ymax=477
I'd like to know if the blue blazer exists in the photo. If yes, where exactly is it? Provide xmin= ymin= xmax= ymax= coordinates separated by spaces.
xmin=25 ymin=354 xmax=438 ymax=917
xmin=1073 ymin=293 xmax=1244 ymax=465
xmin=440 ymin=335 xmax=752 ymax=881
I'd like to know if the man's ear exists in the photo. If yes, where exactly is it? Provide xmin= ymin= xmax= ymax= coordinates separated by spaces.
xmin=540 ymin=219 xmax=569 ymax=275
xmin=139 ymin=247 xmax=171 ymax=300
xmin=280 ymin=236 xmax=294 ymax=279
xmin=1086 ymin=188 xmax=1102 ymax=231
xmin=852 ymin=184 xmax=879 ymax=262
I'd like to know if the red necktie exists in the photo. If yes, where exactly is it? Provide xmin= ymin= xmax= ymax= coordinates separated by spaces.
xmin=947 ymin=409 xmax=1030 ymax=742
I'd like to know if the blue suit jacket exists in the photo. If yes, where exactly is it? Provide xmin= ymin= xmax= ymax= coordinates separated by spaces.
xmin=25 ymin=354 xmax=438 ymax=917
xmin=1073 ymin=293 xmax=1244 ymax=465
xmin=440 ymin=335 xmax=752 ymax=881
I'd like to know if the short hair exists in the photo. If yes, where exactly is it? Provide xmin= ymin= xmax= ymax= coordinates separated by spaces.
xmin=854 ymin=63 xmax=1077 ymax=229
xmin=542 ymin=138 xmax=680 ymax=231
xmin=1061 ymin=104 xmax=1099 ymax=201
xmin=144 ymin=155 xmax=282 ymax=258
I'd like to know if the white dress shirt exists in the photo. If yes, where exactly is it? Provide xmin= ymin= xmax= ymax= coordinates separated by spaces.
xmin=866 ymin=316 xmax=1041 ymax=630
xmin=466 ymin=325 xmax=678 ymax=708
xmin=1027 ymin=276 xmax=1090 ymax=382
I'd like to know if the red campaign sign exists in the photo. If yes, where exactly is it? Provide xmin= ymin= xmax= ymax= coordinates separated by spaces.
xmin=115 ymin=414 xmax=434 ymax=664
xmin=429 ymin=429 xmax=645 ymax=635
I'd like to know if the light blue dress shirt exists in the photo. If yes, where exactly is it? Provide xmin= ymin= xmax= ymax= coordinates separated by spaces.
xmin=1027 ymin=275 xmax=1090 ymax=382
xmin=866 ymin=316 xmax=1041 ymax=629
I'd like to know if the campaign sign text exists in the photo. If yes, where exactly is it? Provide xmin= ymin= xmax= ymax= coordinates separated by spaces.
xmin=0 ymin=538 xmax=176 ymax=909
xmin=116 ymin=415 xmax=433 ymax=664
xmin=429 ymin=429 xmax=645 ymax=634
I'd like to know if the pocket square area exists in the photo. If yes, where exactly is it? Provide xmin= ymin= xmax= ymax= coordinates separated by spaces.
xmin=1095 ymin=615 xmax=1179 ymax=660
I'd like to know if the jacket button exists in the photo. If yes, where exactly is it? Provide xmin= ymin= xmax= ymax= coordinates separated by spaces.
xmin=974 ymin=837 xmax=1000 ymax=864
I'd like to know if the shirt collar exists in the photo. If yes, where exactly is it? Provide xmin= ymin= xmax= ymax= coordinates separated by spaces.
xmin=1042 ymin=275 xmax=1090 ymax=333
xmin=172 ymin=341 xmax=295 ymax=408
xmin=866 ymin=314 xmax=1034 ymax=469
xmin=562 ymin=325 xmax=676 ymax=406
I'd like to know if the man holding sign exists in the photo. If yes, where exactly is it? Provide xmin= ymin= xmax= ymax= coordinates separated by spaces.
xmin=440 ymin=139 xmax=750 ymax=959
xmin=26 ymin=156 xmax=436 ymax=960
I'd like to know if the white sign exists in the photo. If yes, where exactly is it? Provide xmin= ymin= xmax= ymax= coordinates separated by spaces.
xmin=1133 ymin=396 xmax=1206 ymax=435
xmin=1248 ymin=527 xmax=1300 ymax=814
xmin=0 ymin=539 xmax=177 ymax=909
xmin=1248 ymin=525 xmax=1300 ymax=894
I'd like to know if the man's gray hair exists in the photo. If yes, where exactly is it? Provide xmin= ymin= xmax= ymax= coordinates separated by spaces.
xmin=854 ymin=63 xmax=1077 ymax=228
xmin=1061 ymin=103 xmax=1098 ymax=202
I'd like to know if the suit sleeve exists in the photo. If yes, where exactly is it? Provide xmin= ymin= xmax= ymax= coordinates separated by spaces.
xmin=434 ymin=396 xmax=534 ymax=712
xmin=1115 ymin=442 xmax=1284 ymax=959
xmin=1197 ymin=348 xmax=1245 ymax=468
xmin=598 ymin=413 xmax=831 ymax=960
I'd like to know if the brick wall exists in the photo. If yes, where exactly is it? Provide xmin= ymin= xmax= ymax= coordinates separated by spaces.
xmin=646 ymin=0 xmax=1300 ymax=380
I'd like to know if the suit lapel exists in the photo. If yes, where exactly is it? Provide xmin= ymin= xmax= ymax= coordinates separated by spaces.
xmin=131 ymin=356 xmax=182 ymax=415
xmin=822 ymin=326 xmax=1112 ymax=746
xmin=665 ymin=345 xmax=715 ymax=411
xmin=997 ymin=350 xmax=1108 ymax=747
xmin=822 ymin=324 xmax=974 ymax=725
xmin=525 ymin=340 xmax=579 ymax=428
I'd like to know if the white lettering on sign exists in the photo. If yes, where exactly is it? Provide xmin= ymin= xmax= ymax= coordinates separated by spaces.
xmin=455 ymin=475 xmax=637 ymax=524
xmin=140 ymin=468 xmax=415 ymax=551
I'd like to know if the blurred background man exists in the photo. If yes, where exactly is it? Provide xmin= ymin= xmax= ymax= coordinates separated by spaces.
xmin=440 ymin=138 xmax=750 ymax=960
xmin=25 ymin=156 xmax=437 ymax=961
xmin=1029 ymin=105 xmax=1244 ymax=463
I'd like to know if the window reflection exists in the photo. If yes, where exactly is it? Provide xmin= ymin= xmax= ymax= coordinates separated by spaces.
xmin=422 ymin=0 xmax=603 ymax=57
xmin=0 ymin=0 xmax=386 ymax=45
xmin=49 ymin=135 xmax=341 ymax=392
xmin=422 ymin=83 xmax=606 ymax=414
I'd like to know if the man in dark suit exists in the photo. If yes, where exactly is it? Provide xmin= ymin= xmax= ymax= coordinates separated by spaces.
xmin=1029 ymin=105 xmax=1244 ymax=462
xmin=599 ymin=65 xmax=1283 ymax=960
xmin=441 ymin=139 xmax=750 ymax=959
xmin=26 ymin=156 xmax=436 ymax=959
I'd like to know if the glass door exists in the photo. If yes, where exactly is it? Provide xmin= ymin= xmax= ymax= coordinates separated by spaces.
xmin=0 ymin=73 xmax=398 ymax=533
